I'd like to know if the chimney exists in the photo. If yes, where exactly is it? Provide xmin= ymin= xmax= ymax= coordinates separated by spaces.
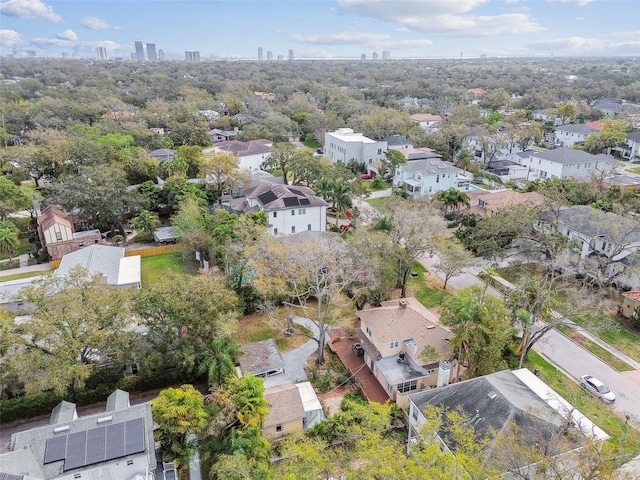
xmin=399 ymin=299 xmax=408 ymax=309
xmin=437 ymin=360 xmax=451 ymax=387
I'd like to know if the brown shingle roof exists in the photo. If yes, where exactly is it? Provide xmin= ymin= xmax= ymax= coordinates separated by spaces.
xmin=357 ymin=297 xmax=452 ymax=356
xmin=410 ymin=113 xmax=442 ymax=123
xmin=37 ymin=204 xmax=73 ymax=233
xmin=214 ymin=139 xmax=272 ymax=157
xmin=263 ymin=383 xmax=305 ymax=427
xmin=465 ymin=189 xmax=546 ymax=217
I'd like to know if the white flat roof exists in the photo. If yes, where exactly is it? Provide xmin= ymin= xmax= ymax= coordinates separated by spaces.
xmin=296 ymin=381 xmax=323 ymax=413
xmin=117 ymin=255 xmax=141 ymax=286
xmin=328 ymin=128 xmax=379 ymax=144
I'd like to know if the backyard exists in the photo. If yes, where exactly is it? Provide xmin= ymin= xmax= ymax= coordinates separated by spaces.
xmin=140 ymin=252 xmax=199 ymax=287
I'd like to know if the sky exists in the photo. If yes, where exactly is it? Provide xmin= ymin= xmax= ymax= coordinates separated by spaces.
xmin=1 ymin=0 xmax=639 ymax=60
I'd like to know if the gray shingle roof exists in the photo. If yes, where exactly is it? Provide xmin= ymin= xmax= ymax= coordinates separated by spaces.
xmin=553 ymin=205 xmax=640 ymax=244
xmin=54 ymin=245 xmax=124 ymax=285
xmin=245 ymin=182 xmax=327 ymax=211
xmin=383 ymin=134 xmax=410 ymax=146
xmin=531 ymin=147 xmax=609 ymax=165
xmin=401 ymin=159 xmax=462 ymax=175
xmin=239 ymin=339 xmax=285 ymax=377
xmin=555 ymin=124 xmax=598 ymax=135
xmin=627 ymin=131 xmax=640 ymax=142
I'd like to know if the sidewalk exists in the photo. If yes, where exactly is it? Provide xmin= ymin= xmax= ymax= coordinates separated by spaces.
xmin=0 ymin=254 xmax=51 ymax=278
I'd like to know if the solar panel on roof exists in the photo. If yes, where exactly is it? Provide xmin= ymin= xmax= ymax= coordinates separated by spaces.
xmin=299 ymin=198 xmax=310 ymax=206
xmin=288 ymin=188 xmax=303 ymax=196
xmin=105 ymin=422 xmax=125 ymax=461
xmin=258 ymin=191 xmax=277 ymax=205
xmin=124 ymin=418 xmax=145 ymax=455
xmin=0 ymin=472 xmax=25 ymax=480
xmin=85 ymin=426 xmax=107 ymax=465
xmin=44 ymin=435 xmax=67 ymax=464
xmin=63 ymin=431 xmax=87 ymax=471
xmin=283 ymin=197 xmax=299 ymax=207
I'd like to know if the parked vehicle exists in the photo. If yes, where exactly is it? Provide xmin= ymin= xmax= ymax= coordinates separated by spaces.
xmin=580 ymin=375 xmax=616 ymax=403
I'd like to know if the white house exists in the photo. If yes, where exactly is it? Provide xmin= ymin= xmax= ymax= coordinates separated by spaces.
xmin=383 ymin=134 xmax=413 ymax=151
xmin=553 ymin=124 xmax=598 ymax=148
xmin=620 ymin=131 xmax=640 ymax=161
xmin=410 ymin=113 xmax=442 ymax=132
xmin=394 ymin=159 xmax=469 ymax=196
xmin=211 ymin=139 xmax=272 ymax=171
xmin=531 ymin=109 xmax=562 ymax=126
xmin=324 ymin=128 xmax=387 ymax=166
xmin=228 ymin=182 xmax=327 ymax=237
xmin=514 ymin=147 xmax=613 ymax=181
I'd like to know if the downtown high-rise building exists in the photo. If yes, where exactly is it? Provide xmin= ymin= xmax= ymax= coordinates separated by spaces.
xmin=361 ymin=53 xmax=366 ymax=61
xmin=96 ymin=46 xmax=108 ymax=60
xmin=288 ymin=49 xmax=294 ymax=61
xmin=146 ymin=43 xmax=157 ymax=61
xmin=266 ymin=50 xmax=273 ymax=61
xmin=26 ymin=50 xmax=36 ymax=57
xmin=185 ymin=51 xmax=200 ymax=61
xmin=158 ymin=49 xmax=165 ymax=60
xmin=258 ymin=47 xmax=263 ymax=60
xmin=372 ymin=52 xmax=378 ymax=60
xmin=382 ymin=50 xmax=390 ymax=60
xmin=134 ymin=41 xmax=145 ymax=60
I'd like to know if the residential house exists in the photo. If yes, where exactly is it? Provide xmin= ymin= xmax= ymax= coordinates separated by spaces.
xmin=197 ymin=109 xmax=220 ymax=121
xmin=262 ymin=382 xmax=325 ymax=440
xmin=394 ymin=159 xmax=469 ymax=196
xmin=55 ymin=244 xmax=142 ymax=289
xmin=553 ymin=124 xmax=598 ymax=148
xmin=356 ymin=297 xmax=453 ymax=408
xmin=619 ymin=131 xmax=640 ymax=161
xmin=620 ymin=290 xmax=640 ymax=319
xmin=407 ymin=369 xmax=608 ymax=475
xmin=207 ymin=127 xmax=240 ymax=143
xmin=367 ymin=146 xmax=441 ymax=177
xmin=541 ymin=205 xmax=640 ymax=264
xmin=485 ymin=159 xmax=529 ymax=182
xmin=239 ymin=338 xmax=286 ymax=381
xmin=464 ymin=189 xmax=547 ymax=218
xmin=410 ymin=113 xmax=442 ymax=132
xmin=531 ymin=109 xmax=562 ymax=126
xmin=37 ymin=205 xmax=102 ymax=261
xmin=0 ymin=389 xmax=156 ymax=480
xmin=591 ymin=98 xmax=640 ymax=117
xmin=324 ymin=128 xmax=387 ymax=166
xmin=514 ymin=147 xmax=613 ymax=181
xmin=227 ymin=182 xmax=327 ymax=237
xmin=383 ymin=134 xmax=413 ymax=151
xmin=211 ymin=139 xmax=272 ymax=171
xmin=148 ymin=148 xmax=177 ymax=162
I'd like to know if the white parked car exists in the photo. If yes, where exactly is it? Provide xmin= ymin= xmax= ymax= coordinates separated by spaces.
xmin=580 ymin=375 xmax=616 ymax=403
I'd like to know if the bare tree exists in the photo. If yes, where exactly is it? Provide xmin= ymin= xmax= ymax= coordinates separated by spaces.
xmin=432 ymin=239 xmax=476 ymax=290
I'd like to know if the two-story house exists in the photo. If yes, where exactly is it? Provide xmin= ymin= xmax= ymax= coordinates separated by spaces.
xmin=515 ymin=147 xmax=613 ymax=181
xmin=356 ymin=298 xmax=453 ymax=408
xmin=620 ymin=131 xmax=640 ymax=161
xmin=553 ymin=124 xmax=598 ymax=148
xmin=324 ymin=128 xmax=387 ymax=166
xmin=410 ymin=113 xmax=442 ymax=132
xmin=228 ymin=182 xmax=327 ymax=236
xmin=211 ymin=139 xmax=272 ymax=171
xmin=37 ymin=205 xmax=102 ymax=261
xmin=394 ymin=159 xmax=468 ymax=196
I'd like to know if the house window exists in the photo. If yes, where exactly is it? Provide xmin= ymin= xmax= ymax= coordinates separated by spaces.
xmin=390 ymin=341 xmax=399 ymax=349
xmin=273 ymin=212 xmax=277 ymax=218
xmin=366 ymin=326 xmax=372 ymax=337
xmin=291 ymin=226 xmax=295 ymax=233
xmin=66 ymin=244 xmax=72 ymax=252
xmin=127 ymin=460 xmax=134 ymax=466
xmin=291 ymin=209 xmax=295 ymax=216
xmin=298 ymin=208 xmax=306 ymax=215
xmin=397 ymin=380 xmax=418 ymax=393
xmin=273 ymin=228 xmax=278 ymax=235
xmin=429 ymin=186 xmax=432 ymax=193
xmin=307 ymin=224 xmax=312 ymax=231
xmin=55 ymin=231 xmax=63 ymax=241
xmin=275 ymin=424 xmax=283 ymax=433
xmin=436 ymin=175 xmax=439 ymax=183
xmin=378 ymin=149 xmax=382 ymax=155
xmin=52 ymin=247 xmax=58 ymax=256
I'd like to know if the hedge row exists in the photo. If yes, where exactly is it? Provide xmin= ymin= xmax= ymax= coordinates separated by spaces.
xmin=0 ymin=368 xmax=182 ymax=425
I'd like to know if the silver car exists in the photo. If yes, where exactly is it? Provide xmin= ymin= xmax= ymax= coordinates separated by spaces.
xmin=580 ymin=375 xmax=616 ymax=403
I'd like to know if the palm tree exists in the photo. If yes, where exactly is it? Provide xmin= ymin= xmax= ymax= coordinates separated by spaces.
xmin=456 ymin=149 xmax=474 ymax=174
xmin=197 ymin=336 xmax=242 ymax=388
xmin=331 ymin=183 xmax=352 ymax=226
xmin=131 ymin=210 xmax=161 ymax=242
xmin=315 ymin=178 xmax=333 ymax=202
xmin=437 ymin=188 xmax=458 ymax=215
xmin=0 ymin=221 xmax=20 ymax=262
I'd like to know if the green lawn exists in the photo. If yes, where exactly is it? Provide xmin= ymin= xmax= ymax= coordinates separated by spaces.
xmin=0 ymin=270 xmax=51 ymax=282
xmin=471 ymin=183 xmax=492 ymax=190
xmin=525 ymin=351 xmax=640 ymax=460
xmin=140 ymin=253 xmax=198 ymax=287
xmin=366 ymin=197 xmax=389 ymax=213
xmin=364 ymin=180 xmax=392 ymax=192
xmin=627 ymin=167 xmax=640 ymax=174
xmin=572 ymin=312 xmax=640 ymax=363
xmin=0 ymin=237 xmax=36 ymax=261
xmin=302 ymin=136 xmax=321 ymax=149
xmin=408 ymin=262 xmax=450 ymax=308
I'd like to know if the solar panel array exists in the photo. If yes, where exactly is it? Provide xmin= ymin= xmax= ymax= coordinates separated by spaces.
xmin=258 ymin=191 xmax=277 ymax=206
xmin=0 ymin=473 xmax=25 ymax=480
xmin=43 ymin=418 xmax=145 ymax=472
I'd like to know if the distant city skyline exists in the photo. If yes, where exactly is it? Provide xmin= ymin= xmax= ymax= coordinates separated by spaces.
xmin=1 ymin=0 xmax=639 ymax=59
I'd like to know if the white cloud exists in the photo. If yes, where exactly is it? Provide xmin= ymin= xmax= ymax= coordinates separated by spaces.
xmin=0 ymin=0 xmax=62 ymax=23
xmin=82 ymin=16 xmax=121 ymax=30
xmin=547 ymin=0 xmax=594 ymax=5
xmin=575 ymin=16 xmax=585 ymax=21
xmin=528 ymin=34 xmax=640 ymax=56
xmin=336 ymin=0 xmax=543 ymax=37
xmin=290 ymin=31 xmax=391 ymax=45
xmin=56 ymin=29 xmax=77 ymax=42
xmin=0 ymin=29 xmax=23 ymax=47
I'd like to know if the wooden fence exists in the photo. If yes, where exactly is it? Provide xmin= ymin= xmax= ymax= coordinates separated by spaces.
xmin=124 ymin=244 xmax=182 ymax=257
